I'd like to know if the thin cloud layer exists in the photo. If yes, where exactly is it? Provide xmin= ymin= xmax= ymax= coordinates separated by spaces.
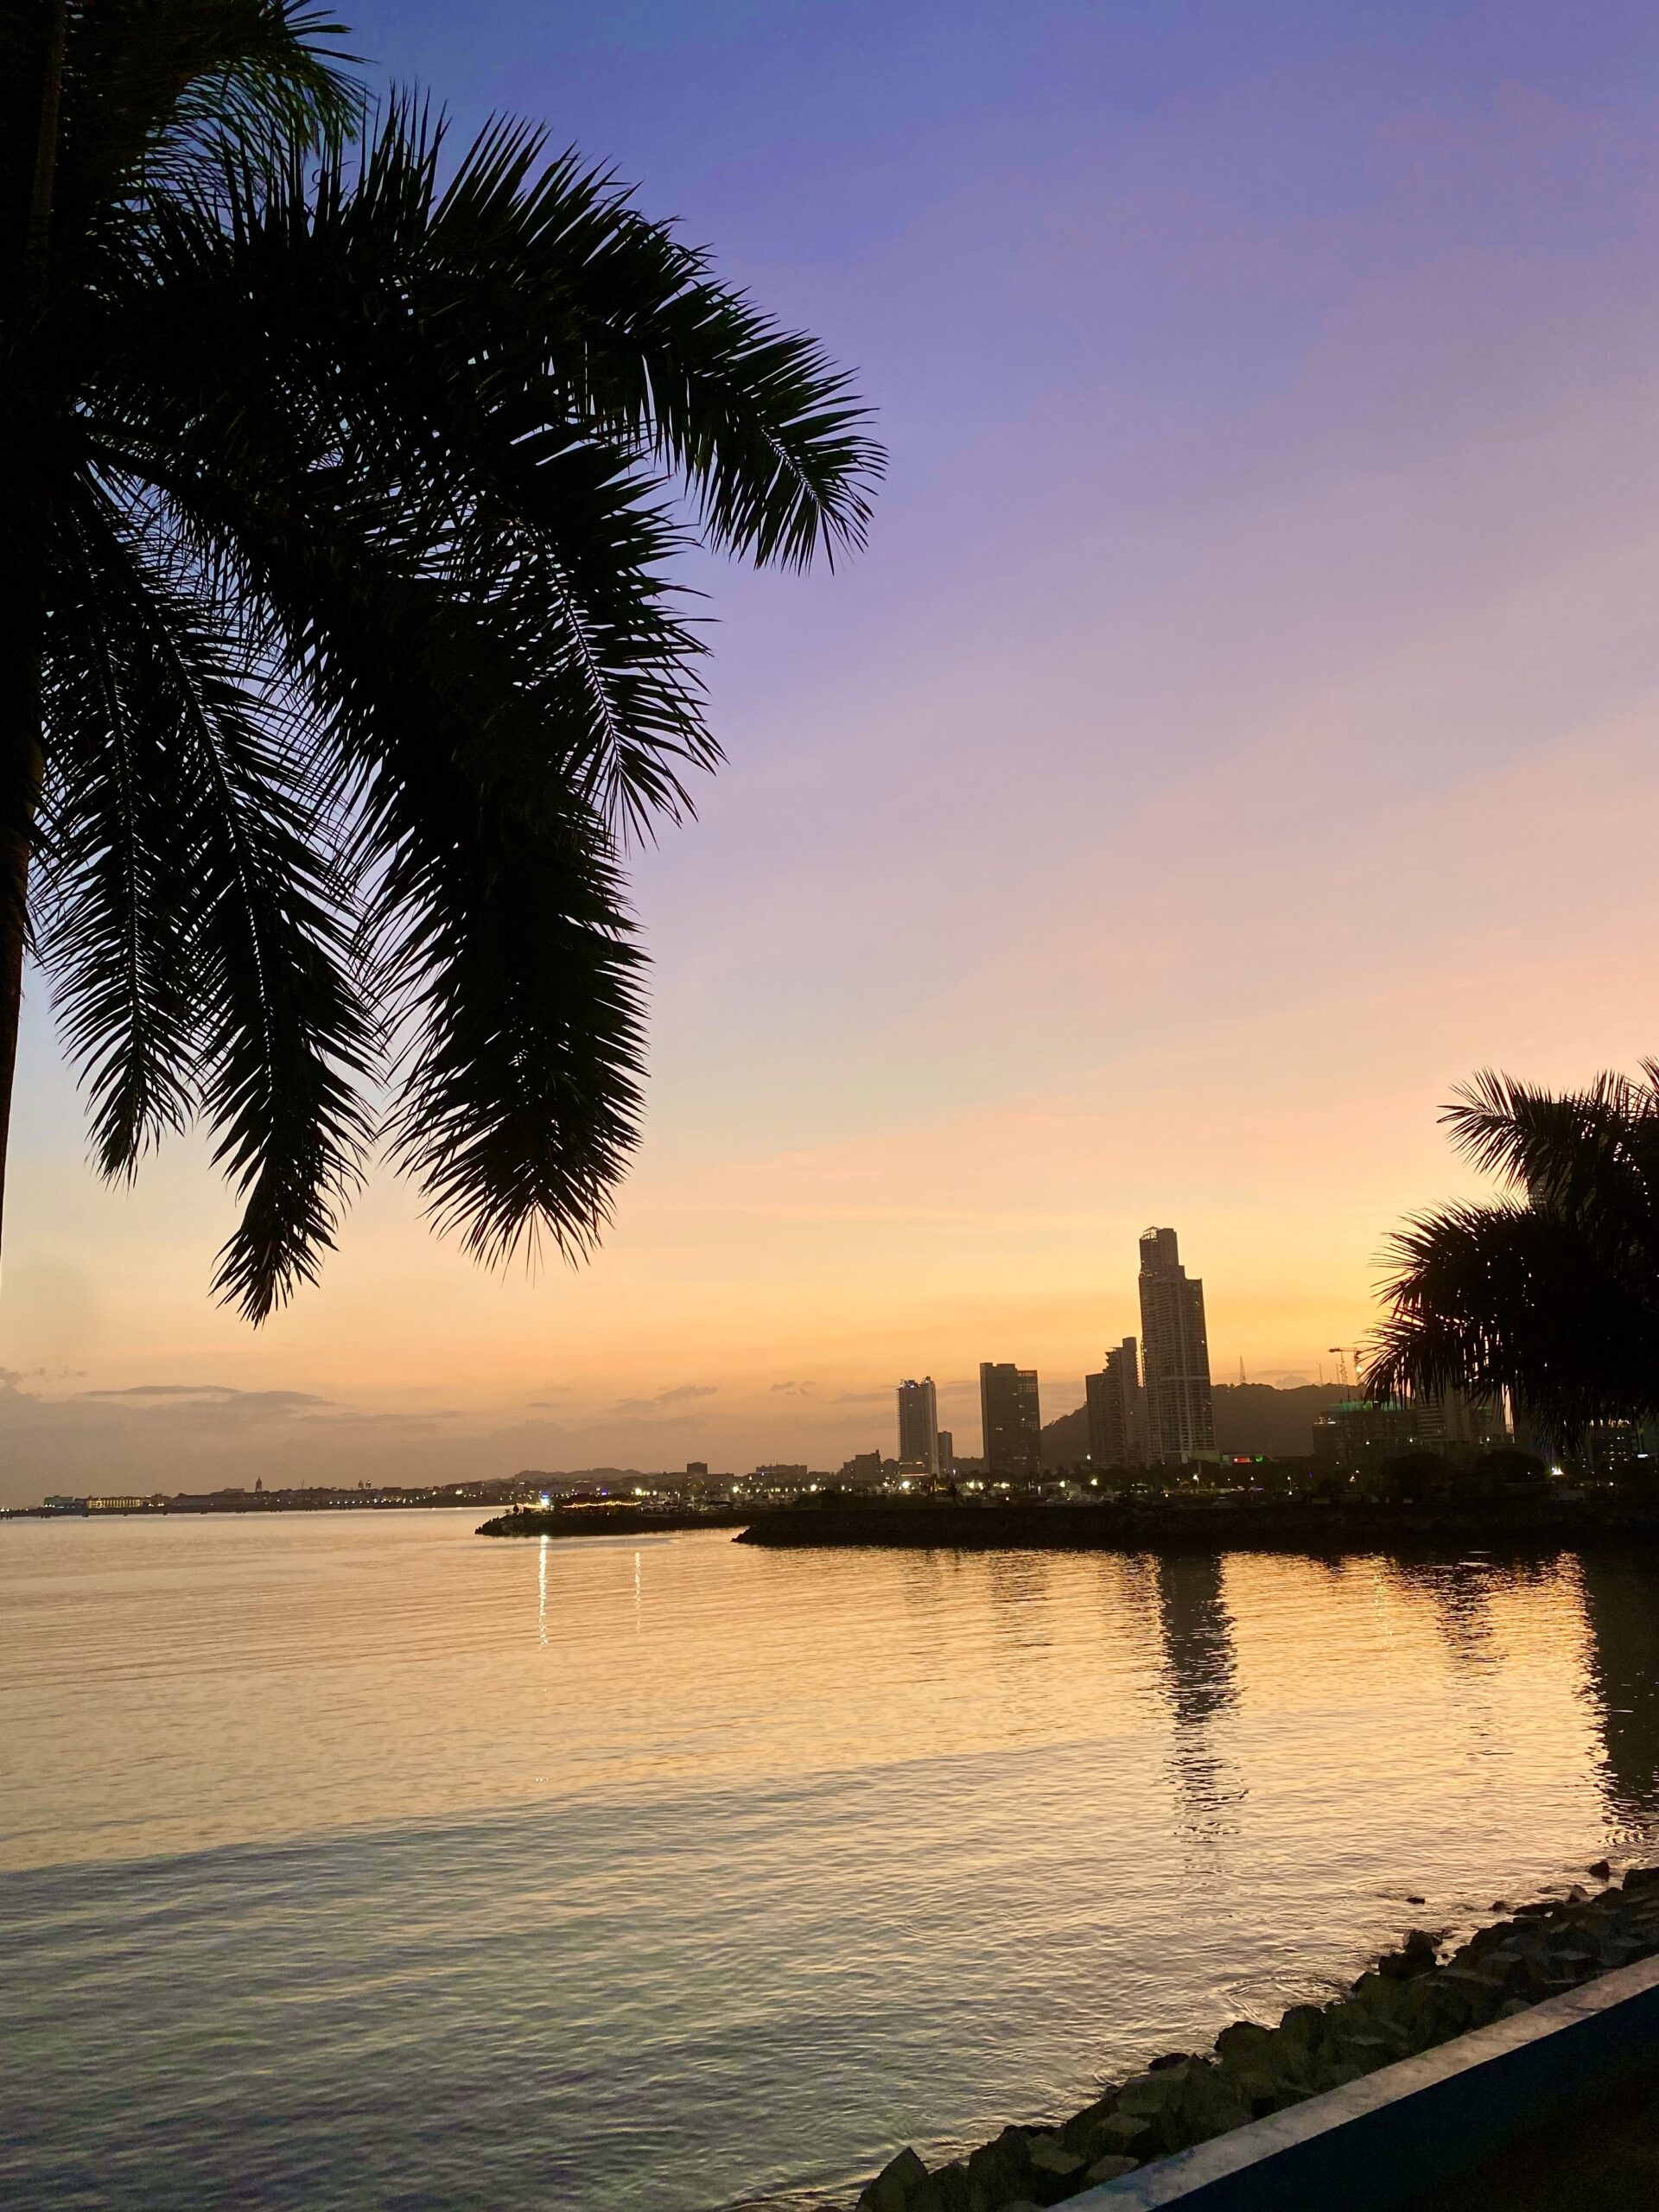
xmin=609 ymin=1384 xmax=720 ymax=1415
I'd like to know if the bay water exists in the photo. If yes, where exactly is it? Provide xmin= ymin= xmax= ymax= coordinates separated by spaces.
xmin=4 ymin=1513 xmax=1659 ymax=2209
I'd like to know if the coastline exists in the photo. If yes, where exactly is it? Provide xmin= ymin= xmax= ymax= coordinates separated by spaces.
xmin=476 ymin=1506 xmax=750 ymax=1537
xmin=856 ymin=1865 xmax=1659 ymax=2211
xmin=737 ymin=1497 xmax=1659 ymax=1557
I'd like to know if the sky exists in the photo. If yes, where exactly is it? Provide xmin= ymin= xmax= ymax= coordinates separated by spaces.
xmin=5 ymin=0 xmax=1659 ymax=1498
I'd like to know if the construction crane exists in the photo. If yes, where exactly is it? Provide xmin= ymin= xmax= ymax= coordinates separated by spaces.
xmin=1329 ymin=1345 xmax=1367 ymax=1399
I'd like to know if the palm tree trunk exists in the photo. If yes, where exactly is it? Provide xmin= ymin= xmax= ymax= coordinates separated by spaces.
xmin=0 ymin=830 xmax=25 ymax=1251
xmin=0 ymin=0 xmax=66 ymax=1255
xmin=0 ymin=524 xmax=44 ymax=1255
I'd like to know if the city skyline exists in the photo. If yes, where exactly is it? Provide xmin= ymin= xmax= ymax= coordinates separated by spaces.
xmin=6 ymin=0 xmax=1659 ymax=1499
xmin=878 ymin=1228 xmax=1217 ymax=1469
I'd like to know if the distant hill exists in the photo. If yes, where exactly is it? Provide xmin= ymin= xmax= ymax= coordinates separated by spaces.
xmin=1212 ymin=1382 xmax=1347 ymax=1455
xmin=1039 ymin=1382 xmax=1346 ymax=1467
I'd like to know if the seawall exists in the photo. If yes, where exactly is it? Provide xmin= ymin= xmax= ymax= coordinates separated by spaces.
xmin=478 ymin=1507 xmax=749 ymax=1537
xmin=736 ymin=1499 xmax=1659 ymax=1556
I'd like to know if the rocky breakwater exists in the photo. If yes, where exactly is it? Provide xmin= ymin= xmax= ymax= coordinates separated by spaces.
xmin=476 ymin=1505 xmax=748 ymax=1537
xmin=739 ymin=1497 xmax=1659 ymax=1557
xmin=855 ymin=1866 xmax=1659 ymax=2212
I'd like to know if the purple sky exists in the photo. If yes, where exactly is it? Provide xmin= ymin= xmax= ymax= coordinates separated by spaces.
xmin=4 ymin=0 xmax=1659 ymax=1496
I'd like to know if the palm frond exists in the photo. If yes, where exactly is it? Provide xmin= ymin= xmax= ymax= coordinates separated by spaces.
xmin=1444 ymin=1066 xmax=1659 ymax=1262
xmin=42 ymin=481 xmax=374 ymax=1317
xmin=22 ymin=67 xmax=877 ymax=1315
xmin=418 ymin=118 xmax=885 ymax=569
xmin=96 ymin=129 xmax=719 ymax=834
xmin=172 ymin=501 xmax=651 ymax=1262
xmin=381 ymin=804 xmax=646 ymax=1265
xmin=1365 ymin=1198 xmax=1659 ymax=1445
xmin=57 ymin=0 xmax=359 ymax=223
xmin=35 ymin=488 xmax=202 ymax=1173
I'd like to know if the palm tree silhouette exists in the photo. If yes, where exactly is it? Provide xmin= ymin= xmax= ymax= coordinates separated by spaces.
xmin=1364 ymin=1067 xmax=1659 ymax=1450
xmin=3 ymin=2 xmax=880 ymax=1317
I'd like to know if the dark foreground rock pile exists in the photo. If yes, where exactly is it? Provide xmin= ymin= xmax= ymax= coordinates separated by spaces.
xmin=855 ymin=1866 xmax=1659 ymax=2212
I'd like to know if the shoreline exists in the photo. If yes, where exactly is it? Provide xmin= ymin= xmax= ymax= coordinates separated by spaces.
xmin=856 ymin=1863 xmax=1659 ymax=2211
xmin=476 ymin=1506 xmax=750 ymax=1537
xmin=738 ymin=1497 xmax=1659 ymax=1557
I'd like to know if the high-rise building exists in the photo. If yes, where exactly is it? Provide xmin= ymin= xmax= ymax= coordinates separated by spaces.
xmin=1417 ymin=1389 xmax=1509 ymax=1452
xmin=936 ymin=1429 xmax=955 ymax=1473
xmin=897 ymin=1377 xmax=939 ymax=1473
xmin=979 ymin=1362 xmax=1041 ymax=1479
xmin=1137 ymin=1228 xmax=1216 ymax=1465
xmin=1085 ymin=1338 xmax=1145 ymax=1467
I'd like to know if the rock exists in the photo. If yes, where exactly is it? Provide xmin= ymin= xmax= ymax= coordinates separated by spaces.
xmin=1148 ymin=2050 xmax=1195 ymax=2072
xmin=1270 ymin=2003 xmax=1328 ymax=2060
xmin=1019 ymin=2135 xmax=1089 ymax=2208
xmin=1347 ymin=1972 xmax=1413 ymax=2031
xmin=1089 ymin=2113 xmax=1152 ymax=2158
xmin=1111 ymin=2069 xmax=1194 ymax=2156
xmin=915 ymin=2163 xmax=971 ymax=2212
xmin=858 ymin=2146 xmax=930 ymax=2212
xmin=1325 ymin=2019 xmax=1407 ymax=2073
xmin=1432 ymin=1967 xmax=1510 ymax=2027
xmin=964 ymin=2126 xmax=1035 ymax=2211
xmin=1084 ymin=2155 xmax=1141 ymax=2185
xmin=1589 ymin=1859 xmax=1612 ymax=1881
xmin=1394 ymin=1974 xmax=1460 ymax=2053
xmin=1313 ymin=2059 xmax=1368 ymax=2092
xmin=1116 ymin=2068 xmax=1190 ymax=2113
xmin=1058 ymin=2095 xmax=1117 ymax=2158
xmin=1491 ymin=1900 xmax=1510 ymax=1912
xmin=1406 ymin=1895 xmax=1426 ymax=1905
xmin=1377 ymin=1929 xmax=1440 ymax=1979
xmin=1180 ymin=2067 xmax=1253 ymax=2142
xmin=1214 ymin=2019 xmax=1273 ymax=2063
xmin=1594 ymin=1931 xmax=1650 ymax=1967
xmin=1622 ymin=1865 xmax=1659 ymax=1894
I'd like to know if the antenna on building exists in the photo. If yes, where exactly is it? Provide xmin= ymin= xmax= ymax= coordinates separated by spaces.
xmin=1237 ymin=1356 xmax=1247 ymax=1387
xmin=1328 ymin=1345 xmax=1350 ymax=1392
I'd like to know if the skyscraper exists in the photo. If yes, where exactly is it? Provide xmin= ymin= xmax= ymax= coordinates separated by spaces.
xmin=1085 ymin=1338 xmax=1145 ymax=1467
xmin=979 ymin=1362 xmax=1041 ymax=1479
xmin=897 ymin=1377 xmax=939 ymax=1473
xmin=1137 ymin=1228 xmax=1216 ymax=1465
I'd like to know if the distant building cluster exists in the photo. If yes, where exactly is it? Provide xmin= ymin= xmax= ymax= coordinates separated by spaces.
xmin=1311 ymin=1389 xmax=1512 ymax=1474
xmin=19 ymin=1477 xmax=546 ymax=1520
xmin=877 ymin=1224 xmax=1221 ymax=1483
xmin=23 ymin=1214 xmax=1573 ymax=1522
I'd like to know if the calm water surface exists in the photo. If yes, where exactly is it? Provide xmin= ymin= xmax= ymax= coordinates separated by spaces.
xmin=5 ymin=1514 xmax=1659 ymax=2209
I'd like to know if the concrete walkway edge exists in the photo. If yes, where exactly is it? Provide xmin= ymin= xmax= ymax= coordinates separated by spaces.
xmin=1074 ymin=1953 xmax=1659 ymax=2209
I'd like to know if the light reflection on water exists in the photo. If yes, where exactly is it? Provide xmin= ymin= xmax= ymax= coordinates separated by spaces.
xmin=3 ymin=1516 xmax=1659 ymax=2211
